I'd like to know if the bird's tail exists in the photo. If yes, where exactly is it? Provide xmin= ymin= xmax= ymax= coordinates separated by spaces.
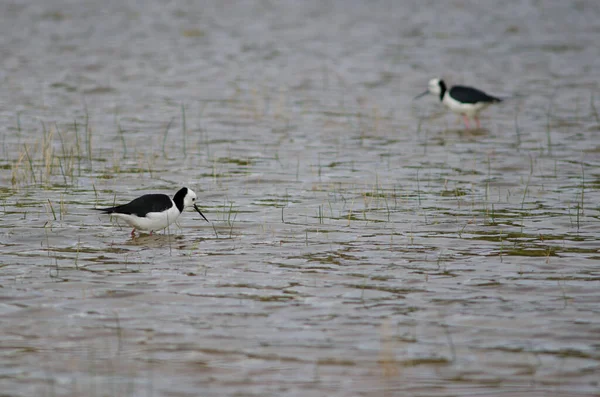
xmin=491 ymin=92 xmax=527 ymax=103
xmin=93 ymin=207 xmax=116 ymax=214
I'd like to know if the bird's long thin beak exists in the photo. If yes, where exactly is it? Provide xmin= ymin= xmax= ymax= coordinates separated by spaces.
xmin=194 ymin=204 xmax=209 ymax=222
xmin=414 ymin=91 xmax=429 ymax=100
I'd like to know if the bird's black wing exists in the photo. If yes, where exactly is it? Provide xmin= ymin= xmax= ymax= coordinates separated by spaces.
xmin=94 ymin=194 xmax=173 ymax=217
xmin=450 ymin=86 xmax=502 ymax=104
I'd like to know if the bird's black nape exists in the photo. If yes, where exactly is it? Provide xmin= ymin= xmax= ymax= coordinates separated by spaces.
xmin=172 ymin=187 xmax=189 ymax=213
xmin=438 ymin=79 xmax=447 ymax=101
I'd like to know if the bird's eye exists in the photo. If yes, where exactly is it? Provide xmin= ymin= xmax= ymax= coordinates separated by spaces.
xmin=192 ymin=198 xmax=196 ymax=201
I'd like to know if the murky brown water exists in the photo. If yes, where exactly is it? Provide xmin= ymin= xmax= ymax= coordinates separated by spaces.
xmin=1 ymin=1 xmax=600 ymax=396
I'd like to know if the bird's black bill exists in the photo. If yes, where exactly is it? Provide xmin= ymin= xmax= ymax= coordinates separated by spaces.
xmin=414 ymin=91 xmax=429 ymax=100
xmin=194 ymin=204 xmax=209 ymax=222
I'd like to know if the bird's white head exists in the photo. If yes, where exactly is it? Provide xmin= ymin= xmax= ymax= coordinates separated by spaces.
xmin=182 ymin=187 xmax=198 ymax=209
xmin=175 ymin=187 xmax=209 ymax=222
xmin=427 ymin=78 xmax=443 ymax=95
xmin=415 ymin=78 xmax=446 ymax=100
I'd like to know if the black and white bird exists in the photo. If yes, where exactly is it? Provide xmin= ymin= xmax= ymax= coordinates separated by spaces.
xmin=415 ymin=78 xmax=502 ymax=129
xmin=95 ymin=187 xmax=208 ymax=237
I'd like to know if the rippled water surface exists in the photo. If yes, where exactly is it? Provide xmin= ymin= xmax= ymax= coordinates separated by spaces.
xmin=1 ymin=1 xmax=600 ymax=396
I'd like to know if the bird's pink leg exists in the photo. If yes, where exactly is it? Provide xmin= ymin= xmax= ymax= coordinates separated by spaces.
xmin=131 ymin=229 xmax=136 ymax=238
xmin=462 ymin=114 xmax=470 ymax=129
xmin=150 ymin=231 xmax=153 ymax=236
xmin=475 ymin=116 xmax=481 ymax=129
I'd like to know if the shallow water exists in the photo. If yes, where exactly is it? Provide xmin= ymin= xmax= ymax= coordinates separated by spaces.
xmin=1 ymin=0 xmax=600 ymax=396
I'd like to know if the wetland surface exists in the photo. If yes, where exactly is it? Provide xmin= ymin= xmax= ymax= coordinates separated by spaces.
xmin=1 ymin=1 xmax=600 ymax=396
